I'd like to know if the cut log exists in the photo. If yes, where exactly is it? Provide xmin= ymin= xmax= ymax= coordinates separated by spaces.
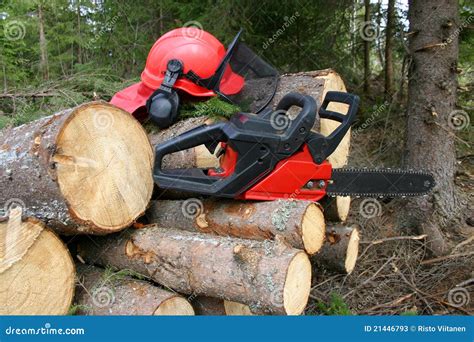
xmin=312 ymin=224 xmax=360 ymax=274
xmin=191 ymin=296 xmax=253 ymax=315
xmin=149 ymin=70 xmax=351 ymax=220
xmin=224 ymin=300 xmax=253 ymax=315
xmin=0 ymin=211 xmax=75 ymax=315
xmin=319 ymin=195 xmax=351 ymax=223
xmin=77 ymin=226 xmax=312 ymax=315
xmin=74 ymin=264 xmax=194 ymax=315
xmin=0 ymin=207 xmax=43 ymax=273
xmin=0 ymin=101 xmax=154 ymax=235
xmin=146 ymin=199 xmax=325 ymax=255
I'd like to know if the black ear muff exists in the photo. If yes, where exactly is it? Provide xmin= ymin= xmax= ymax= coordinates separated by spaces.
xmin=146 ymin=58 xmax=184 ymax=128
xmin=146 ymin=89 xmax=180 ymax=128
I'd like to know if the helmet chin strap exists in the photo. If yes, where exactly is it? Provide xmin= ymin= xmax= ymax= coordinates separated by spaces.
xmin=146 ymin=59 xmax=183 ymax=128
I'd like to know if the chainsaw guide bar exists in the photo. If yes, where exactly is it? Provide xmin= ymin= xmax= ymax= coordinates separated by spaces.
xmin=326 ymin=168 xmax=435 ymax=198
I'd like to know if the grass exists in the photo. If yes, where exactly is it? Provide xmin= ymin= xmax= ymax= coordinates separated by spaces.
xmin=67 ymin=304 xmax=90 ymax=315
xmin=317 ymin=292 xmax=353 ymax=315
xmin=101 ymin=267 xmax=149 ymax=283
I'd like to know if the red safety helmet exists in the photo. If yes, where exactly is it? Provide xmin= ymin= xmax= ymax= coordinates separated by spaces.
xmin=111 ymin=27 xmax=244 ymax=124
xmin=111 ymin=27 xmax=279 ymax=128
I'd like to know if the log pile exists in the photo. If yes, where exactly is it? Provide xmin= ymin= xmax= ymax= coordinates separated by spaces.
xmin=1 ymin=70 xmax=360 ymax=316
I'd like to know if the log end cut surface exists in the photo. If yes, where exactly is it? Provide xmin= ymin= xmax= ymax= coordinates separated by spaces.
xmin=301 ymin=203 xmax=326 ymax=255
xmin=0 ymin=228 xmax=75 ymax=315
xmin=283 ymin=252 xmax=311 ymax=315
xmin=345 ymin=228 xmax=360 ymax=274
xmin=55 ymin=102 xmax=154 ymax=233
xmin=224 ymin=300 xmax=253 ymax=315
xmin=335 ymin=196 xmax=351 ymax=222
xmin=154 ymin=296 xmax=195 ymax=315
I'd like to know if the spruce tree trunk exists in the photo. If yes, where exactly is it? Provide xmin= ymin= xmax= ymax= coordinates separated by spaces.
xmin=38 ymin=4 xmax=49 ymax=81
xmin=384 ymin=0 xmax=395 ymax=97
xmin=404 ymin=0 xmax=464 ymax=255
xmin=363 ymin=0 xmax=371 ymax=94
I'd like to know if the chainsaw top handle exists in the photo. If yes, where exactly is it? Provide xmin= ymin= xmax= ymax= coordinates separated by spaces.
xmin=153 ymin=92 xmax=318 ymax=197
xmin=307 ymin=91 xmax=359 ymax=164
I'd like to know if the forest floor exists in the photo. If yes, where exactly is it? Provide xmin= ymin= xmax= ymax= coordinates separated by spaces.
xmin=307 ymin=120 xmax=474 ymax=315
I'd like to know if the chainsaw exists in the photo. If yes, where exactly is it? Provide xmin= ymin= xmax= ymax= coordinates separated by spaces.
xmin=153 ymin=91 xmax=435 ymax=201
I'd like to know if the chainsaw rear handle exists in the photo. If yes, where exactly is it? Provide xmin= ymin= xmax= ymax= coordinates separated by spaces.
xmin=154 ymin=122 xmax=227 ymax=171
xmin=154 ymin=92 xmax=318 ymax=197
xmin=308 ymin=91 xmax=359 ymax=164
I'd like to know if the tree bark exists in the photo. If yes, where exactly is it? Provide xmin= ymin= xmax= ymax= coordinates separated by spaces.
xmin=0 ymin=102 xmax=154 ymax=235
xmin=76 ymin=1 xmax=82 ymax=64
xmin=38 ymin=4 xmax=49 ymax=81
xmin=363 ymin=0 xmax=371 ymax=94
xmin=0 ymin=213 xmax=74 ymax=315
xmin=384 ymin=0 xmax=395 ymax=97
xmin=404 ymin=0 xmax=464 ymax=255
xmin=311 ymin=224 xmax=360 ymax=274
xmin=74 ymin=264 xmax=194 ymax=315
xmin=146 ymin=199 xmax=325 ymax=255
xmin=375 ymin=0 xmax=385 ymax=67
xmin=77 ymin=225 xmax=312 ymax=315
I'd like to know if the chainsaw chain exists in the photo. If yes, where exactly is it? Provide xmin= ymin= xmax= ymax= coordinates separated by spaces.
xmin=326 ymin=167 xmax=435 ymax=198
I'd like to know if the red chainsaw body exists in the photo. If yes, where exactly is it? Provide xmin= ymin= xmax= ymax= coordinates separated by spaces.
xmin=209 ymin=144 xmax=332 ymax=201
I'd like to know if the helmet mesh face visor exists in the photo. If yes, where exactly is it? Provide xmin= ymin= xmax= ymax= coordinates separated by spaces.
xmin=217 ymin=42 xmax=279 ymax=113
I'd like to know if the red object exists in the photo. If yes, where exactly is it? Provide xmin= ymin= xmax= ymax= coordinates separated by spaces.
xmin=210 ymin=144 xmax=332 ymax=201
xmin=207 ymin=143 xmax=236 ymax=177
xmin=111 ymin=28 xmax=244 ymax=117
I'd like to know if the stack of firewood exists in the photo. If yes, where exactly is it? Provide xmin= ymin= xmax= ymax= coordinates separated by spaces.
xmin=0 ymin=70 xmax=360 ymax=316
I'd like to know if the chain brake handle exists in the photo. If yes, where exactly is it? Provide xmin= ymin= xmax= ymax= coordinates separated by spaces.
xmin=307 ymin=91 xmax=359 ymax=164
